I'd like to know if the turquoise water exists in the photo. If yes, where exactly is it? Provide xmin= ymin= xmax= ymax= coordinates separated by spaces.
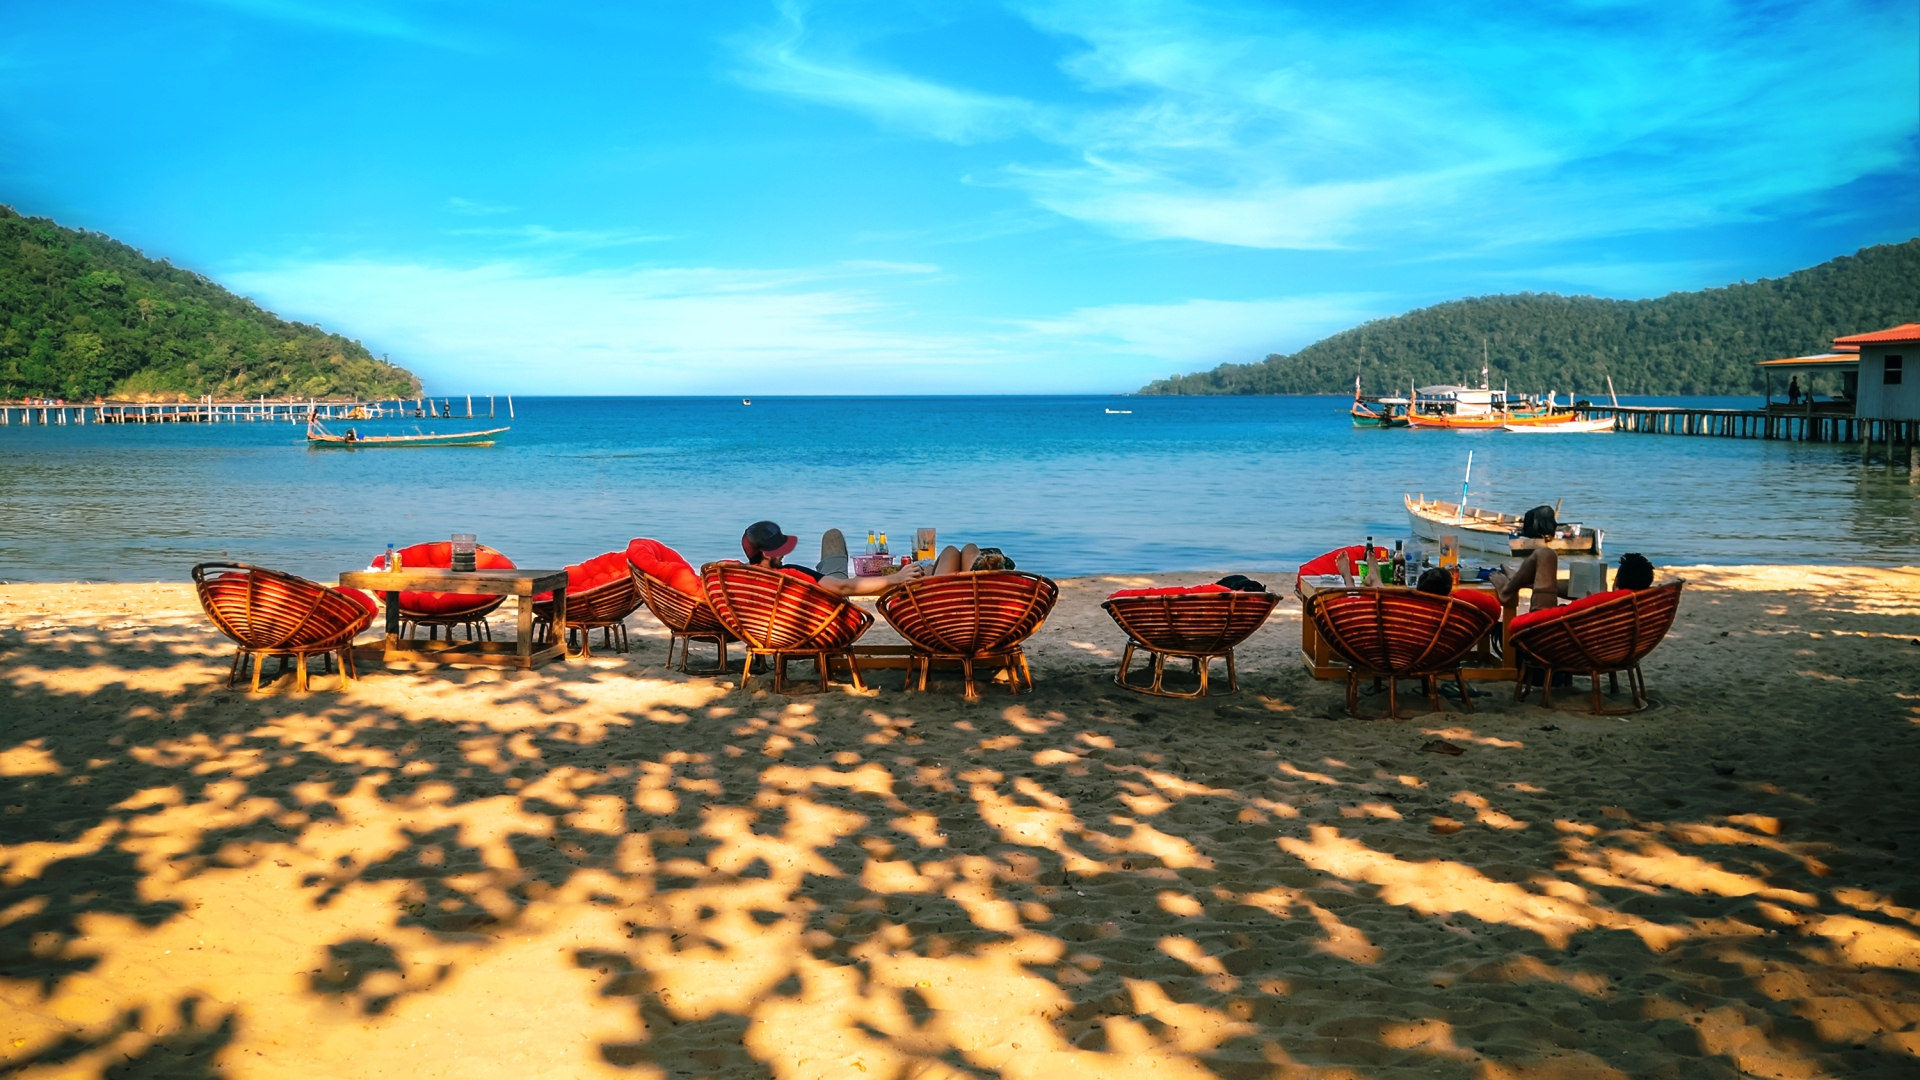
xmin=0 ymin=395 xmax=1914 ymax=582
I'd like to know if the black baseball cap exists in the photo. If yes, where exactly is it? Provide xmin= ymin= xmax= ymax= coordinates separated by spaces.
xmin=742 ymin=520 xmax=798 ymax=560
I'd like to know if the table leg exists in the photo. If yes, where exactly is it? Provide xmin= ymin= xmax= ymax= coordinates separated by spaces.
xmin=383 ymin=590 xmax=401 ymax=658
xmin=516 ymin=590 xmax=534 ymax=668
xmin=553 ymin=589 xmax=568 ymax=662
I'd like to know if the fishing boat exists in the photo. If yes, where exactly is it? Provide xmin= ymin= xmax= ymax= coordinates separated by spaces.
xmin=1405 ymin=494 xmax=1604 ymax=557
xmin=1350 ymin=376 xmax=1410 ymax=428
xmin=306 ymin=419 xmax=508 ymax=448
xmin=1105 ymin=408 xmax=1132 ymax=414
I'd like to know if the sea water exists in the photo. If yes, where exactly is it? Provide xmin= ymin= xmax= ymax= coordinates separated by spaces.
xmin=0 ymin=395 xmax=1914 ymax=582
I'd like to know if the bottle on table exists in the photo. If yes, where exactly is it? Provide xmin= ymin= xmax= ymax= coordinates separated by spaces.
xmin=385 ymin=543 xmax=397 ymax=572
xmin=1391 ymin=540 xmax=1406 ymax=585
xmin=866 ymin=530 xmax=876 ymax=555
xmin=879 ymin=531 xmax=889 ymax=555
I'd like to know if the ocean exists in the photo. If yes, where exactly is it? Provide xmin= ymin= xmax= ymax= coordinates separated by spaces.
xmin=0 ymin=395 xmax=1914 ymax=582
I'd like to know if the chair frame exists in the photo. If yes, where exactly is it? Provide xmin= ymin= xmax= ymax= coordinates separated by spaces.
xmin=1303 ymin=587 xmax=1495 ymax=719
xmin=1510 ymin=581 xmax=1685 ymax=715
xmin=631 ymin=566 xmax=735 ymax=675
xmin=878 ymin=571 xmax=1059 ymax=699
xmin=534 ymin=572 xmax=639 ymax=658
xmin=192 ymin=562 xmax=374 ymax=692
xmin=702 ymin=563 xmax=873 ymax=694
xmin=1101 ymin=590 xmax=1280 ymax=699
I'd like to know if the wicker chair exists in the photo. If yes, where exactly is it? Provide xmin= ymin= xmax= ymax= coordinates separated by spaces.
xmin=1303 ymin=587 xmax=1496 ymax=719
xmin=878 ymin=571 xmax=1059 ymax=698
xmin=701 ymin=562 xmax=872 ymax=693
xmin=1509 ymin=581 xmax=1684 ymax=714
xmin=192 ymin=562 xmax=376 ymax=691
xmin=370 ymin=542 xmax=516 ymax=641
xmin=1102 ymin=589 xmax=1280 ymax=698
xmin=532 ymin=551 xmax=641 ymax=658
xmin=631 ymin=565 xmax=736 ymax=674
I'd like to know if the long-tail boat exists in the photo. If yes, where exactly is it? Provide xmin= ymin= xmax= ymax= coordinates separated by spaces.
xmin=306 ymin=418 xmax=508 ymax=447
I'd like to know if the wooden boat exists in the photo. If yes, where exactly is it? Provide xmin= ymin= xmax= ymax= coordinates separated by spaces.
xmin=1404 ymin=493 xmax=1604 ymax=558
xmin=307 ymin=420 xmax=507 ymax=448
xmin=1350 ymin=376 xmax=1409 ymax=428
xmin=1500 ymin=415 xmax=1617 ymax=433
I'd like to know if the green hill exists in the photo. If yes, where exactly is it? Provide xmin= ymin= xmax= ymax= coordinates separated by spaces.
xmin=1141 ymin=239 xmax=1920 ymax=396
xmin=0 ymin=205 xmax=420 ymax=401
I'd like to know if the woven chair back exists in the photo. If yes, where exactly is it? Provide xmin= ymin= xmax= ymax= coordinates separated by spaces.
xmin=1509 ymin=581 xmax=1684 ymax=672
xmin=192 ymin=562 xmax=374 ymax=651
xmin=1306 ymin=588 xmax=1494 ymax=676
xmin=633 ymin=566 xmax=730 ymax=636
xmin=536 ymin=573 xmax=640 ymax=626
xmin=879 ymin=571 xmax=1058 ymax=655
xmin=1102 ymin=591 xmax=1280 ymax=655
xmin=701 ymin=563 xmax=872 ymax=652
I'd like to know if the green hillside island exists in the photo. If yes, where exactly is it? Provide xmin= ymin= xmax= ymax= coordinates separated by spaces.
xmin=1141 ymin=239 xmax=1919 ymax=397
xmin=0 ymin=205 xmax=420 ymax=402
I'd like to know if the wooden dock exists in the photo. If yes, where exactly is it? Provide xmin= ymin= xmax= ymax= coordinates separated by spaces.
xmin=0 ymin=395 xmax=513 ymax=427
xmin=1585 ymin=405 xmax=1917 ymax=464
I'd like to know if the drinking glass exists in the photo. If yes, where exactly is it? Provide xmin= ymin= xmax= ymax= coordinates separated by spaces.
xmin=915 ymin=528 xmax=936 ymax=562
xmin=451 ymin=532 xmax=477 ymax=572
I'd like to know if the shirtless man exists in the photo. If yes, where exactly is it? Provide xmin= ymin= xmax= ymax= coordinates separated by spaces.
xmin=740 ymin=521 xmax=922 ymax=598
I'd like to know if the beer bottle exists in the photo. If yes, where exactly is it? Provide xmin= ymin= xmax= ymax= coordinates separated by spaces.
xmin=1392 ymin=540 xmax=1406 ymax=585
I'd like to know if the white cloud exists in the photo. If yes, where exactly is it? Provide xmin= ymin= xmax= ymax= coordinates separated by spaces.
xmin=735 ymin=0 xmax=1918 ymax=251
xmin=1017 ymin=294 xmax=1386 ymax=367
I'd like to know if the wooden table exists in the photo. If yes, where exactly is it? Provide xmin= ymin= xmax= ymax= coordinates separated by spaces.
xmin=1294 ymin=574 xmax=1518 ymax=682
xmin=339 ymin=567 xmax=568 ymax=670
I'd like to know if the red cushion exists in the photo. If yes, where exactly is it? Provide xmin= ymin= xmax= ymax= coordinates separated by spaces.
xmin=626 ymin=538 xmax=704 ymax=598
xmin=1106 ymin=583 xmax=1231 ymax=600
xmin=1509 ymin=589 xmax=1633 ymax=634
xmin=1453 ymin=589 xmax=1503 ymax=617
xmin=366 ymin=542 xmax=516 ymax=616
xmin=335 ymin=587 xmax=379 ymax=616
xmin=535 ymin=550 xmax=631 ymax=602
xmin=1295 ymin=546 xmax=1391 ymax=587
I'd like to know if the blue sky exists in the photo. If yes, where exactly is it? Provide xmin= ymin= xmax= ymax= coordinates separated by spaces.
xmin=1 ymin=0 xmax=1914 ymax=394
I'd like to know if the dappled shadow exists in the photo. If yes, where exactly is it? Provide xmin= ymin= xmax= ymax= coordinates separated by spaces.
xmin=2 ymin=579 xmax=1918 ymax=1078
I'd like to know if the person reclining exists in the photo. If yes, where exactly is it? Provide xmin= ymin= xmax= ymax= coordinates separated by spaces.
xmin=741 ymin=521 xmax=922 ymax=598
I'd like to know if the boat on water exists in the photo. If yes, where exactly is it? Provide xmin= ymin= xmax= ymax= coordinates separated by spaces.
xmin=1403 ymin=384 xmax=1579 ymax=429
xmin=1105 ymin=408 xmax=1132 ymax=414
xmin=1500 ymin=415 xmax=1617 ymax=433
xmin=307 ymin=419 xmax=508 ymax=448
xmin=1404 ymin=493 xmax=1604 ymax=558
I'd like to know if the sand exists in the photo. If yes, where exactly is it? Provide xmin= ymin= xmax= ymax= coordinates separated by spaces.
xmin=2 ymin=566 xmax=1917 ymax=1079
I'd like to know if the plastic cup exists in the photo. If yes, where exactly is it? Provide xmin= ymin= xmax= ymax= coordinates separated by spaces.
xmin=451 ymin=533 xmax=477 ymax=572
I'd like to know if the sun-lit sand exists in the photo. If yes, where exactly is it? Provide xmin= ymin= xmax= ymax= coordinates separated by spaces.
xmin=3 ymin=566 xmax=1918 ymax=1079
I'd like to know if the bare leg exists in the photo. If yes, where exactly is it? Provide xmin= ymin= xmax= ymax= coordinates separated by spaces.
xmin=933 ymin=543 xmax=980 ymax=575
xmin=817 ymin=529 xmax=849 ymax=578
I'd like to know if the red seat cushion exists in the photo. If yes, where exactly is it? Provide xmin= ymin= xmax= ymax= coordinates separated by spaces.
xmin=1295 ymin=546 xmax=1391 ymax=588
xmin=1509 ymin=589 xmax=1633 ymax=635
xmin=536 ymin=550 xmax=631 ymax=602
xmin=626 ymin=538 xmax=704 ymax=598
xmin=1106 ymin=583 xmax=1231 ymax=600
xmin=336 ymin=587 xmax=379 ymax=616
xmin=367 ymin=542 xmax=516 ymax=616
xmin=1453 ymin=589 xmax=1503 ymax=618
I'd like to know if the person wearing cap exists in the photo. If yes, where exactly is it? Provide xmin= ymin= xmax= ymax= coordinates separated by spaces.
xmin=741 ymin=521 xmax=923 ymax=597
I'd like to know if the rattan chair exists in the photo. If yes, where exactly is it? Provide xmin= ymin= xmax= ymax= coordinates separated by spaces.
xmin=371 ymin=542 xmax=516 ymax=641
xmin=631 ymin=565 xmax=736 ymax=674
xmin=1303 ymin=587 xmax=1496 ymax=719
xmin=1509 ymin=581 xmax=1684 ymax=714
xmin=878 ymin=571 xmax=1059 ymax=698
xmin=701 ymin=562 xmax=873 ymax=693
xmin=532 ymin=552 xmax=641 ymax=658
xmin=1102 ymin=589 xmax=1280 ymax=698
xmin=192 ymin=562 xmax=376 ymax=691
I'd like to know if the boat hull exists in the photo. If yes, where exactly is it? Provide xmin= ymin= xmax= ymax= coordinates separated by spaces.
xmin=1500 ymin=416 xmax=1617 ymax=433
xmin=308 ymin=425 xmax=509 ymax=448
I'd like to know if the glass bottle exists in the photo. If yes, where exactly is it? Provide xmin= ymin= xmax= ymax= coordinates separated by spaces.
xmin=1391 ymin=540 xmax=1406 ymax=585
xmin=385 ymin=543 xmax=396 ymax=572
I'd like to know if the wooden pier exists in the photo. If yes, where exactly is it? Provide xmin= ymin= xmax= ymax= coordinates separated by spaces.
xmin=1586 ymin=405 xmax=1917 ymax=465
xmin=0 ymin=395 xmax=513 ymax=427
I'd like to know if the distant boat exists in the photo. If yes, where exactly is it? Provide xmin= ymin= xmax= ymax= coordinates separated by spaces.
xmin=742 ymin=398 xmax=752 ymax=406
xmin=1105 ymin=408 xmax=1132 ymax=414
xmin=307 ymin=419 xmax=507 ymax=448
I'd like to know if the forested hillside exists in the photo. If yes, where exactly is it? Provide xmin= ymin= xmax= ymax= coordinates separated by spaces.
xmin=0 ymin=205 xmax=419 ymax=401
xmin=1142 ymin=239 xmax=1918 ymax=396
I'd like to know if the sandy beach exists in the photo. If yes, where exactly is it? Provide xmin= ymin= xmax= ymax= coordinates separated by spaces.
xmin=2 ymin=565 xmax=1917 ymax=1079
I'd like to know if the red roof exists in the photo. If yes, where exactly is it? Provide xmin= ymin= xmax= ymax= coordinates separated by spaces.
xmin=1834 ymin=323 xmax=1920 ymax=347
